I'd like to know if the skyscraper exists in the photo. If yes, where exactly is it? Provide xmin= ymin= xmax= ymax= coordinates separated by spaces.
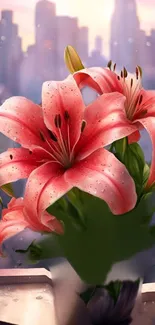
xmin=56 ymin=16 xmax=79 ymax=79
xmin=95 ymin=36 xmax=103 ymax=54
xmin=110 ymin=0 xmax=140 ymax=71
xmin=0 ymin=10 xmax=22 ymax=95
xmin=77 ymin=26 xmax=89 ymax=64
xmin=35 ymin=0 xmax=56 ymax=46
xmin=35 ymin=0 xmax=57 ymax=80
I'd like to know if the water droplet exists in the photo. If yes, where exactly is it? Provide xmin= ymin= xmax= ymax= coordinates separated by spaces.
xmin=36 ymin=295 xmax=43 ymax=300
xmin=1 ymin=36 xmax=6 ymax=41
xmin=128 ymin=37 xmax=133 ymax=43
xmin=113 ymin=41 xmax=118 ymax=46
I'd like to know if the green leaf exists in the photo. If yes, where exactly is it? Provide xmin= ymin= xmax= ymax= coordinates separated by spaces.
xmin=46 ymin=188 xmax=155 ymax=285
xmin=1 ymin=183 xmax=15 ymax=197
xmin=143 ymin=163 xmax=150 ymax=187
xmin=113 ymin=141 xmax=146 ymax=197
xmin=15 ymin=236 xmax=63 ymax=263
xmin=104 ymin=281 xmax=122 ymax=304
xmin=0 ymin=196 xmax=3 ymax=208
xmin=80 ymin=287 xmax=96 ymax=304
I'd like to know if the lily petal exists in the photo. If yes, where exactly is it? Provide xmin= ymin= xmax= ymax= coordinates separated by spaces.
xmin=0 ymin=197 xmax=63 ymax=256
xmin=139 ymin=89 xmax=155 ymax=115
xmin=73 ymin=67 xmax=122 ymax=94
xmin=0 ymin=96 xmax=48 ymax=148
xmin=65 ymin=148 xmax=137 ymax=215
xmin=128 ymin=130 xmax=141 ymax=144
xmin=75 ymin=92 xmax=137 ymax=160
xmin=0 ymin=147 xmax=47 ymax=187
xmin=24 ymin=162 xmax=72 ymax=226
xmin=138 ymin=117 xmax=155 ymax=188
xmin=42 ymin=75 xmax=85 ymax=151
xmin=0 ymin=199 xmax=28 ymax=256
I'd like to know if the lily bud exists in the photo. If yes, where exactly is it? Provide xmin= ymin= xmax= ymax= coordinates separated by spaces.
xmin=1 ymin=183 xmax=15 ymax=197
xmin=64 ymin=45 xmax=85 ymax=73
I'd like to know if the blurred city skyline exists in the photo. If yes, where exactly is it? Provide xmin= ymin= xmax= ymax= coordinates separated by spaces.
xmin=0 ymin=0 xmax=155 ymax=56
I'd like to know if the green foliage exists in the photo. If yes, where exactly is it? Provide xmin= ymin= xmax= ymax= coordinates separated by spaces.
xmin=113 ymin=139 xmax=149 ymax=197
xmin=18 ymin=188 xmax=155 ymax=285
xmin=1 ymin=183 xmax=15 ymax=197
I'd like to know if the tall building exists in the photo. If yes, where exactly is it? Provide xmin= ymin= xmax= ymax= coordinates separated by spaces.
xmin=35 ymin=0 xmax=57 ymax=80
xmin=0 ymin=10 xmax=22 ymax=95
xmin=110 ymin=0 xmax=140 ymax=71
xmin=77 ymin=26 xmax=89 ymax=64
xmin=56 ymin=16 xmax=79 ymax=79
xmin=95 ymin=36 xmax=103 ymax=54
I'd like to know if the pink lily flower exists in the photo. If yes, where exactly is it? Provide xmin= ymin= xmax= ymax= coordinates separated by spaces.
xmin=0 ymin=197 xmax=63 ymax=256
xmin=0 ymin=76 xmax=137 ymax=224
xmin=73 ymin=66 xmax=155 ymax=188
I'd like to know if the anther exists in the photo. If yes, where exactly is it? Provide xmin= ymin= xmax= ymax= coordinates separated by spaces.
xmin=48 ymin=129 xmax=57 ymax=142
xmin=113 ymin=63 xmax=116 ymax=71
xmin=136 ymin=67 xmax=139 ymax=79
xmin=123 ymin=67 xmax=128 ymax=78
xmin=39 ymin=131 xmax=46 ymax=142
xmin=81 ymin=120 xmax=86 ymax=133
xmin=139 ymin=94 xmax=143 ymax=105
xmin=10 ymin=154 xmax=13 ymax=160
xmin=64 ymin=110 xmax=70 ymax=121
xmin=54 ymin=114 xmax=61 ymax=128
xmin=137 ymin=65 xmax=142 ymax=78
xmin=107 ymin=60 xmax=112 ymax=70
xmin=130 ymin=78 xmax=133 ymax=87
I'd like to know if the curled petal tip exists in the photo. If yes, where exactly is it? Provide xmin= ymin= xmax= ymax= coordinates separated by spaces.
xmin=64 ymin=45 xmax=85 ymax=73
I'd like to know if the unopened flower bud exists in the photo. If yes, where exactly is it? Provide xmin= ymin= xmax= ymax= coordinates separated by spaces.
xmin=64 ymin=45 xmax=85 ymax=73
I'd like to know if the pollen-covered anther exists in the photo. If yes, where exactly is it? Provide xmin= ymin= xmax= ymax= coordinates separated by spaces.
xmin=107 ymin=60 xmax=112 ymax=70
xmin=39 ymin=131 xmax=46 ymax=142
xmin=48 ymin=129 xmax=57 ymax=142
xmin=137 ymin=65 xmax=143 ymax=78
xmin=64 ymin=110 xmax=70 ymax=121
xmin=139 ymin=94 xmax=143 ymax=105
xmin=136 ymin=67 xmax=139 ymax=80
xmin=123 ymin=67 xmax=128 ymax=78
xmin=81 ymin=120 xmax=86 ymax=132
xmin=54 ymin=114 xmax=62 ymax=128
xmin=113 ymin=63 xmax=116 ymax=71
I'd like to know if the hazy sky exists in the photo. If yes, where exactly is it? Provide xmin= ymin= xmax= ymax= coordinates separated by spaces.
xmin=0 ymin=0 xmax=155 ymax=57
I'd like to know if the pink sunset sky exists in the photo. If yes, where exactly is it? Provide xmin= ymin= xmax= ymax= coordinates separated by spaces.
xmin=0 ymin=0 xmax=154 ymax=57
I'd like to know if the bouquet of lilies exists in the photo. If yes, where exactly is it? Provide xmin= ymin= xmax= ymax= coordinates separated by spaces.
xmin=1 ymin=46 xmax=155 ymax=291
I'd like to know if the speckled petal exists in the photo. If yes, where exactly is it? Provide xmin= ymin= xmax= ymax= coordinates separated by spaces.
xmin=65 ymin=148 xmax=137 ymax=215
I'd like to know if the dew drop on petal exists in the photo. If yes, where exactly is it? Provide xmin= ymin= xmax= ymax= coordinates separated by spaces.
xmin=36 ymin=295 xmax=43 ymax=300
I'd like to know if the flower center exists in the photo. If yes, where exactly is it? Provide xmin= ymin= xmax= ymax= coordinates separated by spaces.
xmin=117 ymin=66 xmax=147 ymax=121
xmin=38 ymin=111 xmax=75 ymax=169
